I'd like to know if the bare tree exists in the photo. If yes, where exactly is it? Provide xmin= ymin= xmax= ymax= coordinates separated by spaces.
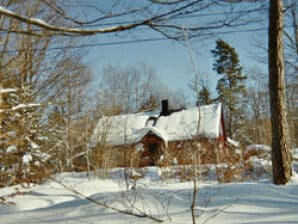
xmin=0 ymin=1 xmax=93 ymax=184
xmin=0 ymin=0 xmax=54 ymax=185
xmin=97 ymin=64 xmax=186 ymax=115
xmin=46 ymin=57 xmax=91 ymax=172
xmin=97 ymin=64 xmax=158 ymax=114
xmin=225 ymin=0 xmax=293 ymax=184
xmin=241 ymin=68 xmax=271 ymax=145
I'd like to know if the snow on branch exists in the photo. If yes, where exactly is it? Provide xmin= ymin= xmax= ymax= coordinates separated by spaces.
xmin=0 ymin=103 xmax=41 ymax=113
xmin=0 ymin=88 xmax=17 ymax=93
xmin=0 ymin=1 xmax=210 ymax=37
xmin=0 ymin=6 xmax=149 ymax=36
xmin=11 ymin=103 xmax=41 ymax=111
xmin=0 ymin=1 xmax=266 ymax=40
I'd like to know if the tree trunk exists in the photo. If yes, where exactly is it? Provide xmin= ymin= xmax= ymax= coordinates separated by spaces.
xmin=0 ymin=83 xmax=3 ymax=127
xmin=269 ymin=0 xmax=292 ymax=185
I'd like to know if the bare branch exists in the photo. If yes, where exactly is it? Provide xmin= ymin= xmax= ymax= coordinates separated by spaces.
xmin=149 ymin=0 xmax=188 ymax=4
xmin=284 ymin=30 xmax=297 ymax=50
xmin=0 ymin=6 xmax=147 ymax=36
xmin=0 ymin=103 xmax=41 ymax=113
xmin=0 ymin=1 xmax=205 ymax=36
xmin=0 ymin=88 xmax=17 ymax=93
xmin=0 ymin=27 xmax=46 ymax=37
xmin=40 ymin=0 xmax=148 ymax=25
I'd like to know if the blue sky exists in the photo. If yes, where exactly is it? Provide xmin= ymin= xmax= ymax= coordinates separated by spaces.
xmin=83 ymin=1 xmax=269 ymax=103
xmin=87 ymin=31 xmax=267 ymax=102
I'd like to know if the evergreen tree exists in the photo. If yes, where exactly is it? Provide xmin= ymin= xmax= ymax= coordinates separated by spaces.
xmin=211 ymin=39 xmax=246 ymax=137
xmin=197 ymin=86 xmax=213 ymax=106
xmin=0 ymin=83 xmax=49 ymax=186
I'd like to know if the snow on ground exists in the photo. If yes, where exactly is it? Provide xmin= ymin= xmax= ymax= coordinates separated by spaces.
xmin=1 ymin=164 xmax=298 ymax=224
xmin=293 ymin=148 xmax=298 ymax=161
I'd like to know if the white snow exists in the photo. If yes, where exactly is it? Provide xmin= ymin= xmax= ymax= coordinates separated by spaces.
xmin=30 ymin=141 xmax=39 ymax=149
xmin=227 ymin=137 xmax=240 ymax=147
xmin=89 ymin=112 xmax=150 ymax=147
xmin=246 ymin=144 xmax=271 ymax=153
xmin=90 ymin=103 xmax=223 ymax=147
xmin=22 ymin=154 xmax=32 ymax=164
xmin=22 ymin=151 xmax=50 ymax=165
xmin=0 ymin=88 xmax=17 ymax=93
xmin=292 ymin=148 xmax=298 ymax=160
xmin=30 ymin=18 xmax=49 ymax=26
xmin=0 ymin=103 xmax=41 ymax=113
xmin=0 ymin=6 xmax=53 ymax=29
xmin=6 ymin=145 xmax=17 ymax=153
xmin=153 ymin=103 xmax=222 ymax=142
xmin=0 ymin=6 xmax=15 ymax=16
xmin=32 ymin=151 xmax=51 ymax=161
xmin=0 ymin=165 xmax=298 ymax=224
xmin=136 ymin=126 xmax=169 ymax=145
xmin=134 ymin=143 xmax=144 ymax=152
xmin=11 ymin=103 xmax=41 ymax=111
xmin=243 ymin=144 xmax=271 ymax=160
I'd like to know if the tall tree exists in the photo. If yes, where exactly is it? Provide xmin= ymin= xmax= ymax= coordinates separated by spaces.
xmin=211 ymin=39 xmax=246 ymax=137
xmin=242 ymin=69 xmax=271 ymax=145
xmin=97 ymin=64 xmax=185 ymax=115
xmin=45 ymin=58 xmax=91 ymax=172
xmin=269 ymin=0 xmax=292 ymax=184
xmin=198 ymin=85 xmax=213 ymax=106
xmin=0 ymin=1 xmax=53 ymax=185
xmin=0 ymin=1 xmax=93 ymax=184
xmin=284 ymin=0 xmax=298 ymax=147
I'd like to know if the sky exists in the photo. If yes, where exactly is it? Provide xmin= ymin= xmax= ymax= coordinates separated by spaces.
xmin=81 ymin=1 xmax=270 ymax=103
xmin=87 ymin=30 xmax=267 ymax=98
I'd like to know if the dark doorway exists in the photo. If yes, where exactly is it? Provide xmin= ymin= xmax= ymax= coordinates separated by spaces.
xmin=148 ymin=144 xmax=162 ymax=165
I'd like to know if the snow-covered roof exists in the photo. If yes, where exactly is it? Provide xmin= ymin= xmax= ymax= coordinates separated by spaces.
xmin=90 ymin=113 xmax=151 ymax=147
xmin=89 ymin=103 xmax=224 ymax=147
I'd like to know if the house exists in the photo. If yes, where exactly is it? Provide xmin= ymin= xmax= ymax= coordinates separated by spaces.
xmin=89 ymin=100 xmax=226 ymax=166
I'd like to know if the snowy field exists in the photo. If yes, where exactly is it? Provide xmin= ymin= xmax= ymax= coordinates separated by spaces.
xmin=1 ymin=162 xmax=298 ymax=224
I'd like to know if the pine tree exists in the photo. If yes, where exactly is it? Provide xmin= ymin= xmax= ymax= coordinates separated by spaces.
xmin=269 ymin=0 xmax=292 ymax=184
xmin=0 ymin=83 xmax=48 ymax=185
xmin=211 ymin=39 xmax=246 ymax=137
xmin=197 ymin=86 xmax=213 ymax=106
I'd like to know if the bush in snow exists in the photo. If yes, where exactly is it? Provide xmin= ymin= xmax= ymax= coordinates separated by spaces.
xmin=243 ymin=144 xmax=271 ymax=160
